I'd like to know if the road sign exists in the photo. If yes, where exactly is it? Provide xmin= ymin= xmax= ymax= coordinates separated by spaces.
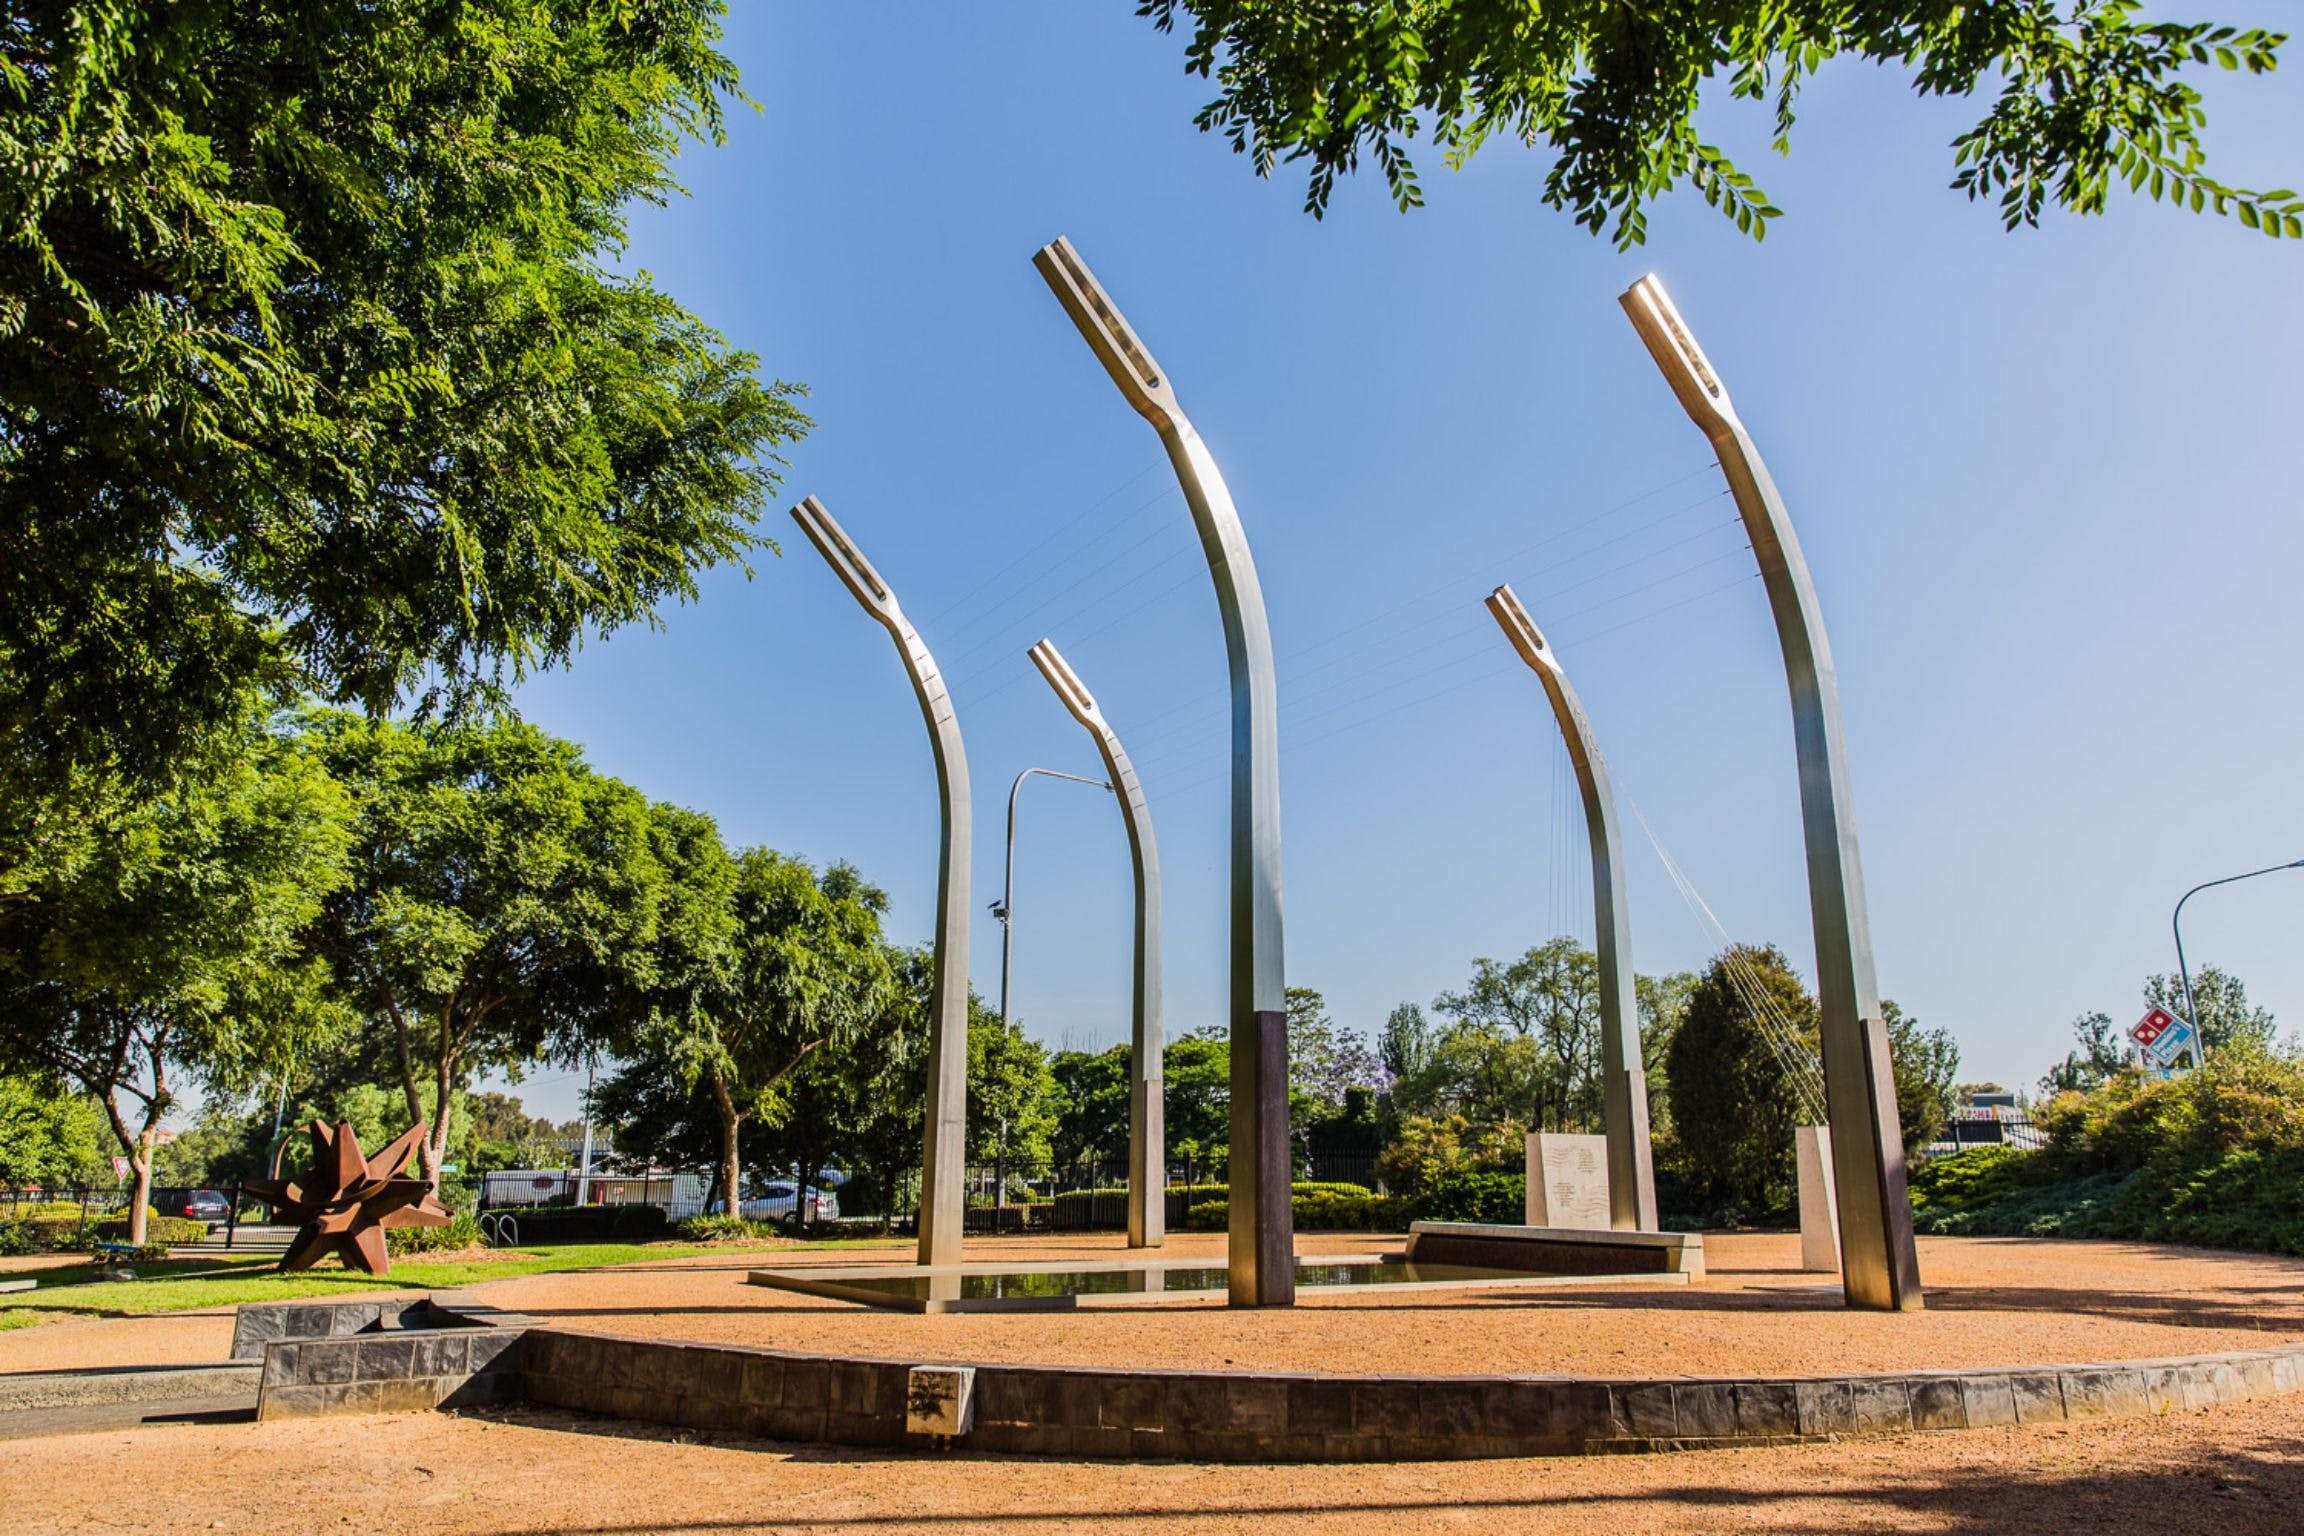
xmin=110 ymin=1156 xmax=127 ymax=1180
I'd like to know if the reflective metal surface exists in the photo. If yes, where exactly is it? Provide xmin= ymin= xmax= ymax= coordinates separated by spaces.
xmin=1484 ymin=585 xmax=1659 ymax=1231
xmin=1619 ymin=276 xmax=1923 ymax=1311
xmin=1029 ymin=640 xmax=1166 ymax=1248
xmin=1034 ymin=235 xmax=1293 ymax=1306
xmin=790 ymin=495 xmax=972 ymax=1269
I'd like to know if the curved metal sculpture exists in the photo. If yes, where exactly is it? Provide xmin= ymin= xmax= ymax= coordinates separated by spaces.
xmin=791 ymin=495 xmax=972 ymax=1268
xmin=1034 ymin=235 xmax=1292 ymax=1306
xmin=1028 ymin=639 xmax=1166 ymax=1248
xmin=246 ymin=1120 xmax=451 ymax=1275
xmin=1619 ymin=275 xmax=1923 ymax=1311
xmin=1484 ymin=584 xmax=1659 ymax=1231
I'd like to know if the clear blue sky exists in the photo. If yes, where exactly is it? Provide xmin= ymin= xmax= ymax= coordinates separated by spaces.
xmin=498 ymin=4 xmax=2304 ymax=1121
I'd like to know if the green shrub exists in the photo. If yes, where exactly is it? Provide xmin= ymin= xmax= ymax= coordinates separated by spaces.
xmin=387 ymin=1211 xmax=482 ymax=1255
xmin=675 ymin=1214 xmax=772 ymax=1243
xmin=1907 ymin=1057 xmax=2304 ymax=1256
xmin=92 ymin=1214 xmax=209 ymax=1246
xmin=1183 ymin=1188 xmax=1411 ymax=1232
xmin=1412 ymin=1170 xmax=1525 ymax=1224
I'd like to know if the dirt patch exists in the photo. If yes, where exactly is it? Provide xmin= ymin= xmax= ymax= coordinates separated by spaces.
xmin=7 ymin=1388 xmax=2304 ymax=1534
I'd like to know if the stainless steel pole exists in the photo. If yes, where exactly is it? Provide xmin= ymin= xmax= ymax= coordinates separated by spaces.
xmin=2173 ymin=858 xmax=2303 ymax=1068
xmin=997 ymin=767 xmax=1114 ymax=1026
xmin=1484 ymin=584 xmax=1660 ymax=1230
xmin=1029 ymin=639 xmax=1167 ymax=1248
xmin=1620 ymin=275 xmax=1924 ymax=1312
xmin=790 ymin=495 xmax=973 ymax=1268
xmin=1034 ymin=236 xmax=1294 ymax=1306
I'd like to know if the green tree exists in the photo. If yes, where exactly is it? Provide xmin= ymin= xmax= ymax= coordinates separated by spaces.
xmin=2041 ymin=1010 xmax=2129 ymax=1097
xmin=1637 ymin=971 xmax=1698 ymax=1137
xmin=0 ymin=1074 xmax=107 ymax=1189
xmin=1139 ymin=1 xmax=2295 ymax=243
xmin=1663 ymin=944 xmax=1816 ymax=1216
xmin=1 ymin=709 xmax=351 ymax=1239
xmin=1049 ymin=1045 xmax=1133 ymax=1174
xmin=969 ymin=1007 xmax=1058 ymax=1183
xmin=1884 ymin=999 xmax=1961 ymax=1158
xmin=0 ymin=2 xmax=805 ymax=819
xmin=825 ymin=944 xmax=934 ymax=1229
xmin=1378 ymin=1001 xmax=1432 ymax=1082
xmin=304 ymin=714 xmax=670 ymax=1187
xmin=2146 ymin=965 xmax=2278 ymax=1056
xmin=1164 ymin=1029 xmax=1231 ymax=1184
xmin=1432 ymin=937 xmax=1602 ymax=1131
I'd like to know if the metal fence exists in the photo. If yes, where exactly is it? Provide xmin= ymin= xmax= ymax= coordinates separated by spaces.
xmin=1919 ymin=1116 xmax=2047 ymax=1158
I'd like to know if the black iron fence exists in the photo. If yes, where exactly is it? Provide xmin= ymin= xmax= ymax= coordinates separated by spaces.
xmin=1919 ymin=1116 xmax=2047 ymax=1157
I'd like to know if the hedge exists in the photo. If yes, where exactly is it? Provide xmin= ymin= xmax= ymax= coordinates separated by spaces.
xmin=386 ymin=1211 xmax=483 ymax=1255
xmin=1184 ymin=1189 xmax=1413 ymax=1232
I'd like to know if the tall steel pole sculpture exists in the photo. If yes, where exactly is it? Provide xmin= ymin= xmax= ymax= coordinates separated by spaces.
xmin=1484 ymin=585 xmax=1660 ymax=1231
xmin=790 ymin=495 xmax=972 ymax=1269
xmin=1620 ymin=276 xmax=1923 ymax=1311
xmin=1029 ymin=639 xmax=1167 ymax=1248
xmin=1033 ymin=236 xmax=1294 ymax=1306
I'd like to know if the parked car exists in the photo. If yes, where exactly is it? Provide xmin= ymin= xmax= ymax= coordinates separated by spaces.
xmin=178 ymin=1189 xmax=230 ymax=1222
xmin=707 ymin=1182 xmax=838 ymax=1223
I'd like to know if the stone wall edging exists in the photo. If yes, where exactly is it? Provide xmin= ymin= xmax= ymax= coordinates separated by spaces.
xmin=504 ymin=1328 xmax=2304 ymax=1462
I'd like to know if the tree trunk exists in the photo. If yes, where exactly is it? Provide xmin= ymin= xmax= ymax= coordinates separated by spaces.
xmin=710 ymin=1068 xmax=742 ymax=1222
xmin=425 ymin=1039 xmax=458 ymax=1194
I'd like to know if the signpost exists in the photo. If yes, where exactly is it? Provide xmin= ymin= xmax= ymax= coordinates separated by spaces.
xmin=2129 ymin=1006 xmax=2201 ymax=1071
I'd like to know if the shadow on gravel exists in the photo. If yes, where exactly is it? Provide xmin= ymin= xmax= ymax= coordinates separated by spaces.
xmin=449 ymin=1405 xmax=2304 ymax=1535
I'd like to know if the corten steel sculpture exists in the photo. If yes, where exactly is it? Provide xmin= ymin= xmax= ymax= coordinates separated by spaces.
xmin=1033 ymin=235 xmax=1293 ymax=1306
xmin=791 ymin=495 xmax=972 ymax=1269
xmin=245 ymin=1120 xmax=451 ymax=1276
xmin=1484 ymin=585 xmax=1660 ymax=1231
xmin=1028 ymin=638 xmax=1167 ymax=1248
xmin=1620 ymin=275 xmax=1923 ymax=1311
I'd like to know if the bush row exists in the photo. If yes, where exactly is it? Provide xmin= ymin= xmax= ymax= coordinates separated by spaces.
xmin=385 ymin=1211 xmax=483 ymax=1255
xmin=1909 ymin=1057 xmax=2304 ymax=1256
xmin=472 ymin=1203 xmax=671 ymax=1244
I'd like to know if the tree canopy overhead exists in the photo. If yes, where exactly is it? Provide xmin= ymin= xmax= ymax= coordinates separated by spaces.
xmin=1139 ymin=1 xmax=2295 ymax=245
xmin=0 ymin=0 xmax=805 ymax=792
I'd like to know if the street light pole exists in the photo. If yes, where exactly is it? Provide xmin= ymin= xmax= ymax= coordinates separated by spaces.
xmin=2173 ymin=857 xmax=2304 ymax=1066
xmin=994 ymin=767 xmax=1114 ymax=1026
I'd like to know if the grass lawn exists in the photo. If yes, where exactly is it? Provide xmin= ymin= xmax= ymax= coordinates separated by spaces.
xmin=0 ymin=1236 xmax=901 ymax=1331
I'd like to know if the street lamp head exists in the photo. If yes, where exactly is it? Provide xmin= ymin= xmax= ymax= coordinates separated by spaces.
xmin=1032 ymin=236 xmax=1178 ymax=428
xmin=789 ymin=495 xmax=899 ymax=623
xmin=1027 ymin=638 xmax=1105 ymax=730
xmin=1619 ymin=274 xmax=1740 ymax=437
xmin=1485 ymin=583 xmax=1561 ymax=677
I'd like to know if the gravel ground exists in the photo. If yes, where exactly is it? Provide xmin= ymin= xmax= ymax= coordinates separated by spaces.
xmin=473 ymin=1231 xmax=2304 ymax=1378
xmin=7 ymin=1390 xmax=2304 ymax=1534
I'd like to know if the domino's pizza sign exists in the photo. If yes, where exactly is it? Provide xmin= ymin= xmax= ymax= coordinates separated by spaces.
xmin=2130 ymin=1006 xmax=2198 ymax=1070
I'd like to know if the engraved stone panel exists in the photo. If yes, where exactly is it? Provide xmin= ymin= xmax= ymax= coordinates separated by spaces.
xmin=1524 ymin=1133 xmax=1611 ymax=1230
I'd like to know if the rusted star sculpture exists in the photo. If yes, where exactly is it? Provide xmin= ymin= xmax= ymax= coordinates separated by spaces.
xmin=246 ymin=1120 xmax=452 ymax=1276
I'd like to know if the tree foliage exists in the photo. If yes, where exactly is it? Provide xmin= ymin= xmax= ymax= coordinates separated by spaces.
xmin=1663 ymin=943 xmax=1814 ymax=1216
xmin=1140 ymin=0 xmax=2295 ymax=245
xmin=0 ymin=0 xmax=805 ymax=800
xmin=0 ymin=705 xmax=350 ymax=1236
xmin=303 ymin=712 xmax=669 ymax=1186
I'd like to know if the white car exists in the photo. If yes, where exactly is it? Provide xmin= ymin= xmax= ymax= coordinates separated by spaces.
xmin=709 ymin=1182 xmax=838 ymax=1222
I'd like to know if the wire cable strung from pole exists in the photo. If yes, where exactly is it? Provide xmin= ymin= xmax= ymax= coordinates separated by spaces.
xmin=941 ymin=514 xmax=1192 ymax=677
xmin=1113 ymin=459 xmax=1726 ymax=745
xmin=916 ymin=456 xmax=1168 ymax=631
xmin=1276 ymin=460 xmax=1723 ymax=670
xmin=1618 ymin=787 xmax=1832 ymax=1125
xmin=1126 ymin=539 xmax=1754 ymax=777
xmin=933 ymin=485 xmax=1188 ymax=660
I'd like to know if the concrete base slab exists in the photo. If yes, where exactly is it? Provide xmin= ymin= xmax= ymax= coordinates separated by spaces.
xmin=0 ymin=1393 xmax=257 ymax=1440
